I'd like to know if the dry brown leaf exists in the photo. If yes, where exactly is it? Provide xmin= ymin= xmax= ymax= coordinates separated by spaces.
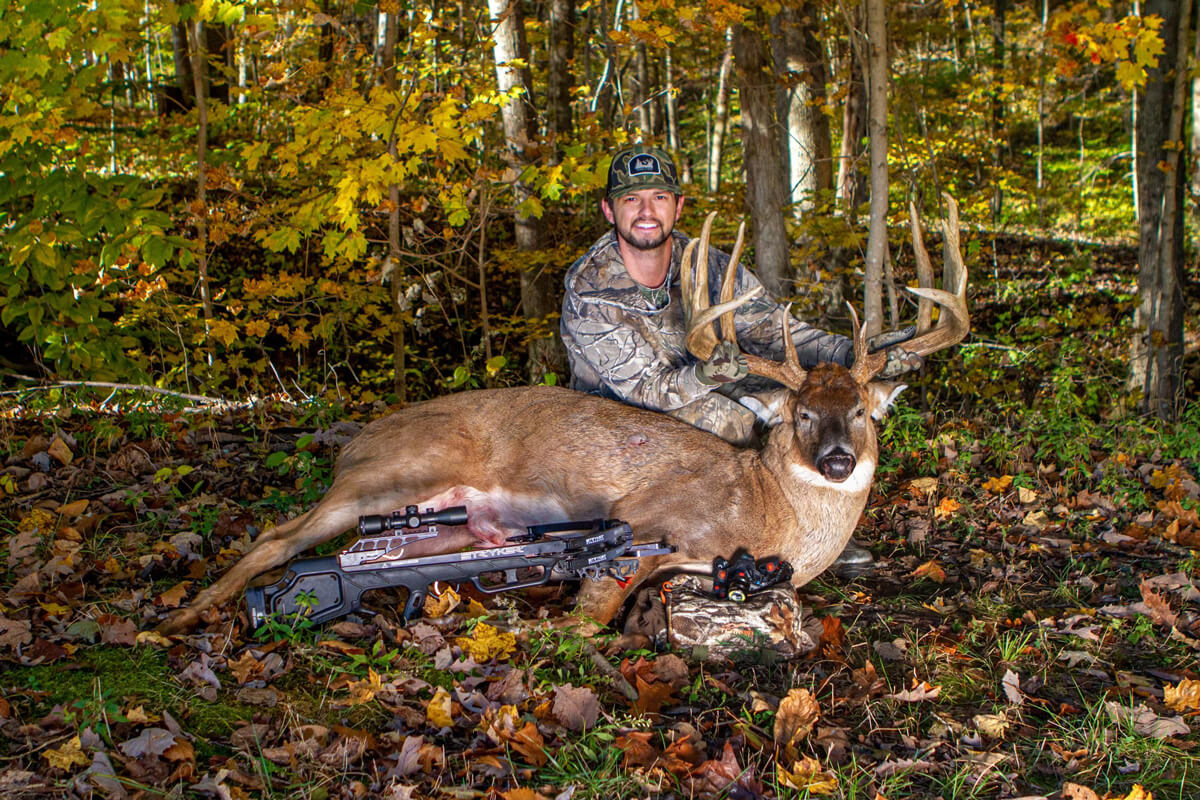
xmin=773 ymin=688 xmax=820 ymax=757
xmin=909 ymin=477 xmax=938 ymax=496
xmin=552 ymin=684 xmax=600 ymax=731
xmin=47 ymin=437 xmax=74 ymax=466
xmin=507 ymin=721 xmax=548 ymax=767
xmin=615 ymin=730 xmax=659 ymax=769
xmin=57 ymin=499 xmax=89 ymax=517
xmin=777 ymin=756 xmax=838 ymax=794
xmin=155 ymin=582 xmax=191 ymax=609
xmin=1062 ymin=783 xmax=1101 ymax=800
xmin=1164 ymin=678 xmax=1200 ymax=712
xmin=1139 ymin=579 xmax=1179 ymax=627
xmin=228 ymin=651 xmax=265 ymax=685
xmin=886 ymin=681 xmax=941 ymax=702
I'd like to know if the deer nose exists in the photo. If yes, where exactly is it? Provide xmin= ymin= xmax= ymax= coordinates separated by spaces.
xmin=817 ymin=447 xmax=856 ymax=482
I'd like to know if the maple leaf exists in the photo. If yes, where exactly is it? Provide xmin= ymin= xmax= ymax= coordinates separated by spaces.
xmin=154 ymin=582 xmax=191 ymax=608
xmin=507 ymin=721 xmax=549 ymax=767
xmin=44 ymin=735 xmax=89 ymax=771
xmin=119 ymin=728 xmax=177 ymax=758
xmin=342 ymin=667 xmax=384 ymax=707
xmin=934 ymin=497 xmax=961 ymax=519
xmin=455 ymin=622 xmax=515 ymax=662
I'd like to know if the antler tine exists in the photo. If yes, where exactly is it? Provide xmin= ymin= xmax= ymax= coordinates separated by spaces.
xmin=846 ymin=303 xmax=871 ymax=385
xmin=719 ymin=222 xmax=747 ymax=342
xmin=739 ymin=304 xmax=808 ymax=390
xmin=684 ymin=212 xmax=763 ymax=361
xmin=854 ymin=193 xmax=970 ymax=382
xmin=909 ymin=200 xmax=933 ymax=333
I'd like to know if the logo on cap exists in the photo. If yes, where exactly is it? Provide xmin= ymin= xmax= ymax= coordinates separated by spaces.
xmin=628 ymin=155 xmax=662 ymax=176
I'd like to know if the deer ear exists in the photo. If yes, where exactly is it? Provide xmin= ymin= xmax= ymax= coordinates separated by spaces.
xmin=869 ymin=382 xmax=907 ymax=421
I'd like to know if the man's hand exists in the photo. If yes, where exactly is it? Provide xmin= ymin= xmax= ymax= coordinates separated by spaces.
xmin=697 ymin=341 xmax=749 ymax=384
xmin=866 ymin=325 xmax=923 ymax=379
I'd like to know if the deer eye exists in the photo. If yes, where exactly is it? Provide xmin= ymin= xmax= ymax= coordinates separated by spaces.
xmin=854 ymin=407 xmax=866 ymax=419
xmin=798 ymin=411 xmax=813 ymax=423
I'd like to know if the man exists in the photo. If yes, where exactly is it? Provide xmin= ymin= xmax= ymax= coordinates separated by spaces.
xmin=560 ymin=144 xmax=921 ymax=571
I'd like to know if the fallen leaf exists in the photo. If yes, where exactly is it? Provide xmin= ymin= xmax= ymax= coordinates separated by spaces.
xmin=126 ymin=705 xmax=161 ymax=724
xmin=1106 ymin=701 xmax=1190 ymax=739
xmin=44 ymin=735 xmax=89 ymax=771
xmin=58 ymin=499 xmax=89 ymax=516
xmin=773 ymin=688 xmax=820 ymax=757
xmin=155 ymin=582 xmax=191 ymax=609
xmin=615 ymin=730 xmax=658 ymax=768
xmin=342 ymin=668 xmax=384 ymax=706
xmin=973 ymin=712 xmax=1009 ymax=738
xmin=426 ymin=687 xmax=454 ymax=728
xmin=0 ymin=617 xmax=33 ymax=650
xmin=1062 ymin=782 xmax=1101 ymax=800
xmin=424 ymin=586 xmax=460 ymax=618
xmin=1164 ymin=678 xmax=1200 ymax=712
xmin=552 ymin=684 xmax=600 ymax=732
xmin=777 ymin=755 xmax=838 ymax=794
xmin=1018 ymin=486 xmax=1039 ymax=503
xmin=1139 ymin=579 xmax=1179 ymax=627
xmin=935 ymin=497 xmax=962 ymax=518
xmin=47 ymin=437 xmax=74 ymax=466
xmin=982 ymin=474 xmax=1013 ymax=494
xmin=1002 ymin=669 xmax=1024 ymax=705
xmin=909 ymin=560 xmax=947 ymax=583
xmin=119 ymin=728 xmax=177 ymax=758
xmin=886 ymin=681 xmax=941 ymax=702
xmin=455 ymin=622 xmax=516 ymax=662
xmin=909 ymin=477 xmax=938 ymax=496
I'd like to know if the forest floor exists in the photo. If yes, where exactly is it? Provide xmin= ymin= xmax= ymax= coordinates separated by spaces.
xmin=1 ymin=237 xmax=1199 ymax=800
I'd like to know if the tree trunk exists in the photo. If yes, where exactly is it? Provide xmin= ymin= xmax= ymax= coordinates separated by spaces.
xmin=862 ymin=0 xmax=888 ymax=337
xmin=733 ymin=19 xmax=791 ymax=295
xmin=381 ymin=11 xmax=409 ymax=403
xmin=708 ymin=27 xmax=734 ymax=193
xmin=1129 ymin=0 xmax=1188 ymax=420
xmin=547 ymin=0 xmax=575 ymax=148
xmin=185 ymin=21 xmax=213 ymax=367
xmin=989 ymin=0 xmax=1006 ymax=223
xmin=772 ymin=1 xmax=832 ymax=217
xmin=164 ymin=22 xmax=195 ymax=113
xmin=836 ymin=5 xmax=867 ymax=219
xmin=488 ymin=0 xmax=565 ymax=382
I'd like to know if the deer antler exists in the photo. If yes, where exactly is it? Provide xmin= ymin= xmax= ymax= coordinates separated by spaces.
xmin=681 ymin=212 xmax=808 ymax=390
xmin=850 ymin=194 xmax=970 ymax=384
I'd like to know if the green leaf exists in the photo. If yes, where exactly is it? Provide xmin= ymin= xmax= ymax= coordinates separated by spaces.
xmin=265 ymin=451 xmax=289 ymax=468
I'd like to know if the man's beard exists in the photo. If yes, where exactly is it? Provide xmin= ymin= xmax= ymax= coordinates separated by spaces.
xmin=616 ymin=219 xmax=672 ymax=251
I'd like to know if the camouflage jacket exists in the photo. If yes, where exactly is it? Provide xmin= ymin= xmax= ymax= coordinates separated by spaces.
xmin=560 ymin=230 xmax=852 ymax=412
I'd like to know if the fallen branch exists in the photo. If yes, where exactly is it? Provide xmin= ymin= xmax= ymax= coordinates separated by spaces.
xmin=1 ymin=375 xmax=225 ymax=405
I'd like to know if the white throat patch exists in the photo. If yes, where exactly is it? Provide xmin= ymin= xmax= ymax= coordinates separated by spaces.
xmin=788 ymin=456 xmax=877 ymax=494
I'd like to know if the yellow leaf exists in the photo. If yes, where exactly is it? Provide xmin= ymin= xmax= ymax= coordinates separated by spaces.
xmin=38 ymin=601 xmax=70 ymax=616
xmin=1017 ymin=486 xmax=1039 ymax=504
xmin=934 ymin=497 xmax=961 ymax=519
xmin=343 ymin=667 xmax=384 ymax=706
xmin=208 ymin=319 xmax=238 ymax=347
xmin=777 ymin=756 xmax=838 ymax=794
xmin=465 ymin=599 xmax=490 ymax=618
xmin=1119 ymin=786 xmax=1153 ymax=800
xmin=909 ymin=477 xmax=938 ymax=496
xmin=1164 ymin=678 xmax=1200 ymax=712
xmin=136 ymin=630 xmax=174 ymax=647
xmin=426 ymin=686 xmax=454 ymax=728
xmin=982 ymin=474 xmax=1013 ymax=494
xmin=126 ymin=705 xmax=162 ymax=724
xmin=423 ymin=586 xmax=460 ymax=618
xmin=456 ymin=622 xmax=516 ymax=662
xmin=44 ymin=735 xmax=88 ymax=771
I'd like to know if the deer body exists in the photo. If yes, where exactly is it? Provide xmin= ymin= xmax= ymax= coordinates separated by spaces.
xmin=161 ymin=199 xmax=967 ymax=635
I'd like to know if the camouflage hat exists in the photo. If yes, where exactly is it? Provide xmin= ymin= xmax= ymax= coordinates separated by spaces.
xmin=606 ymin=145 xmax=681 ymax=199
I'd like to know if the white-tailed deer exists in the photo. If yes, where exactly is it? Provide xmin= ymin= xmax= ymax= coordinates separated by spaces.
xmin=158 ymin=197 xmax=969 ymax=635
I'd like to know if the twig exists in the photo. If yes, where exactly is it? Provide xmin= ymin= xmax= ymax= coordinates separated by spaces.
xmin=581 ymin=641 xmax=638 ymax=702
xmin=0 ymin=376 xmax=224 ymax=405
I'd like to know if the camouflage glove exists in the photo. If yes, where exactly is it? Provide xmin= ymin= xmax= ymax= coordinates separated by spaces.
xmin=865 ymin=325 xmax=922 ymax=379
xmin=697 ymin=340 xmax=749 ymax=385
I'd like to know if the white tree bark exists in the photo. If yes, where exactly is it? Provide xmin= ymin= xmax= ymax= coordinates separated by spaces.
xmin=863 ymin=0 xmax=889 ymax=337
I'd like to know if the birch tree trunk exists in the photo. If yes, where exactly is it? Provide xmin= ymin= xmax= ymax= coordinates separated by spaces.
xmin=862 ymin=0 xmax=889 ymax=336
xmin=1129 ymin=0 xmax=1188 ymax=420
xmin=487 ymin=0 xmax=564 ymax=381
xmin=733 ymin=18 xmax=791 ymax=295
xmin=708 ymin=27 xmax=734 ymax=193
xmin=772 ymin=1 xmax=832 ymax=218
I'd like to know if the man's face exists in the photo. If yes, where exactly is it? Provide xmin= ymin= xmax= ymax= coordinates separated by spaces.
xmin=602 ymin=188 xmax=685 ymax=252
